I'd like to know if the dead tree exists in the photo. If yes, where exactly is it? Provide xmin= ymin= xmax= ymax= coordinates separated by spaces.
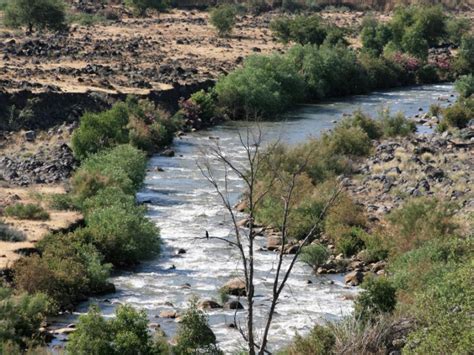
xmin=198 ymin=124 xmax=340 ymax=354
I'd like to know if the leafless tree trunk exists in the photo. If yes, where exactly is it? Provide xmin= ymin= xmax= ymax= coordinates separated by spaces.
xmin=198 ymin=123 xmax=340 ymax=354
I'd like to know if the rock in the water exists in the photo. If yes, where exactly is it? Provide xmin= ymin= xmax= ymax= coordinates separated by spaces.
xmin=161 ymin=149 xmax=175 ymax=157
xmin=222 ymin=277 xmax=246 ymax=296
xmin=224 ymin=300 xmax=244 ymax=310
xmin=344 ymin=270 xmax=364 ymax=286
xmin=198 ymin=299 xmax=222 ymax=310
xmin=159 ymin=310 xmax=178 ymax=318
xmin=266 ymin=233 xmax=282 ymax=251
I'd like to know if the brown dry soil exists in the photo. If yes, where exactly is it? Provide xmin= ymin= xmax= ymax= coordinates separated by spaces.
xmin=0 ymin=9 xmax=381 ymax=95
xmin=0 ymin=185 xmax=82 ymax=270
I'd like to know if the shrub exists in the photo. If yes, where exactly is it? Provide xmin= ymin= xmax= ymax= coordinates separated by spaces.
xmin=48 ymin=193 xmax=79 ymax=211
xmin=439 ymin=98 xmax=473 ymax=130
xmin=175 ymin=296 xmax=220 ymax=354
xmin=125 ymin=0 xmax=168 ymax=16
xmin=0 ymin=287 xmax=53 ymax=349
xmin=335 ymin=227 xmax=365 ymax=257
xmin=82 ymin=186 xmax=136 ymax=215
xmin=400 ymin=25 xmax=429 ymax=60
xmin=358 ymin=233 xmax=388 ymax=263
xmin=4 ymin=203 xmax=49 ymax=221
xmin=190 ymin=90 xmax=216 ymax=123
xmin=215 ymin=54 xmax=306 ymax=118
xmin=361 ymin=17 xmax=392 ymax=56
xmin=4 ymin=0 xmax=67 ymax=32
xmin=454 ymin=34 xmax=474 ymax=74
xmin=285 ymin=325 xmax=335 ymax=354
xmin=354 ymin=276 xmax=397 ymax=323
xmin=0 ymin=223 xmax=26 ymax=242
xmin=85 ymin=203 xmax=160 ymax=266
xmin=72 ymin=144 xmax=147 ymax=202
xmin=324 ymin=125 xmax=372 ymax=157
xmin=378 ymin=110 xmax=416 ymax=137
xmin=210 ymin=5 xmax=236 ymax=37
xmin=404 ymin=263 xmax=473 ymax=354
xmin=386 ymin=198 xmax=457 ymax=255
xmin=270 ymin=15 xmax=328 ymax=45
xmin=300 ymin=244 xmax=329 ymax=271
xmin=446 ymin=17 xmax=470 ymax=46
xmin=454 ymin=74 xmax=474 ymax=98
xmin=340 ymin=110 xmax=382 ymax=140
xmin=71 ymin=103 xmax=129 ymax=160
xmin=288 ymin=44 xmax=368 ymax=99
xmin=67 ymin=304 xmax=162 ymax=354
xmin=359 ymin=53 xmax=402 ymax=90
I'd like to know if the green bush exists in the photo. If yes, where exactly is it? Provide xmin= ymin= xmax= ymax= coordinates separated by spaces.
xmin=4 ymin=0 xmax=67 ymax=32
xmin=190 ymin=90 xmax=217 ymax=123
xmin=0 ymin=287 xmax=53 ymax=349
xmin=335 ymin=227 xmax=365 ymax=257
xmin=72 ymin=144 xmax=147 ymax=202
xmin=48 ymin=193 xmax=80 ymax=211
xmin=210 ymin=5 xmax=236 ymax=37
xmin=354 ymin=276 xmax=397 ymax=323
xmin=14 ymin=232 xmax=112 ymax=309
xmin=438 ymin=98 xmax=473 ymax=130
xmin=379 ymin=110 xmax=416 ymax=137
xmin=0 ymin=223 xmax=26 ymax=242
xmin=215 ymin=54 xmax=306 ymax=118
xmin=386 ymin=198 xmax=457 ymax=256
xmin=85 ymin=203 xmax=160 ymax=266
xmin=4 ymin=203 xmax=49 ymax=221
xmin=300 ymin=244 xmax=329 ymax=271
xmin=400 ymin=25 xmax=429 ymax=60
xmin=125 ymin=0 xmax=168 ymax=16
xmin=288 ymin=44 xmax=368 ymax=100
xmin=454 ymin=34 xmax=474 ymax=74
xmin=323 ymin=125 xmax=372 ymax=156
xmin=82 ymin=186 xmax=136 ymax=215
xmin=340 ymin=110 xmax=382 ymax=140
xmin=360 ymin=17 xmax=392 ymax=56
xmin=359 ymin=53 xmax=402 ymax=90
xmin=270 ymin=15 xmax=328 ymax=45
xmin=175 ymin=296 xmax=220 ymax=354
xmin=404 ymin=263 xmax=473 ymax=354
xmin=446 ymin=17 xmax=471 ymax=46
xmin=284 ymin=325 xmax=335 ymax=355
xmin=358 ymin=233 xmax=388 ymax=263
xmin=67 ymin=304 xmax=162 ymax=354
xmin=71 ymin=103 xmax=129 ymax=160
xmin=454 ymin=74 xmax=474 ymax=98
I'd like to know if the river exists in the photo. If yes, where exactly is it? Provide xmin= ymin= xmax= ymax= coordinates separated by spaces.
xmin=52 ymin=83 xmax=455 ymax=353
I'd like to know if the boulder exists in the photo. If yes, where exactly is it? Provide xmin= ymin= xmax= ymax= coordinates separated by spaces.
xmin=224 ymin=300 xmax=244 ymax=310
xmin=198 ymin=299 xmax=222 ymax=310
xmin=24 ymin=130 xmax=36 ymax=142
xmin=159 ymin=310 xmax=178 ymax=319
xmin=222 ymin=278 xmax=246 ymax=296
xmin=234 ymin=200 xmax=247 ymax=212
xmin=267 ymin=234 xmax=282 ymax=251
xmin=344 ymin=270 xmax=364 ymax=286
xmin=161 ymin=149 xmax=175 ymax=157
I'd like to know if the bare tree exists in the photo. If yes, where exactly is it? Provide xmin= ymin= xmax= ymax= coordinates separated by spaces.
xmin=198 ymin=124 xmax=340 ymax=354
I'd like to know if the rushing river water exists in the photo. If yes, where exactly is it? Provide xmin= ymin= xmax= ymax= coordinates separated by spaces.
xmin=53 ymin=84 xmax=455 ymax=353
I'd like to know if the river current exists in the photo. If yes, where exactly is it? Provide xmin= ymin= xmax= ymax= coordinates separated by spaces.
xmin=54 ymin=84 xmax=455 ymax=353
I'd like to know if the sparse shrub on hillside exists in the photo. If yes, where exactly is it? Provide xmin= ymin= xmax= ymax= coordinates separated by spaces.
xmin=210 ymin=4 xmax=236 ymax=37
xmin=125 ymin=0 xmax=168 ymax=16
xmin=386 ymin=198 xmax=457 ymax=256
xmin=4 ymin=203 xmax=49 ymax=221
xmin=270 ymin=15 xmax=348 ymax=47
xmin=4 ymin=0 xmax=67 ymax=32
xmin=340 ymin=110 xmax=382 ymax=140
xmin=0 ymin=223 xmax=26 ymax=242
xmin=48 ymin=193 xmax=80 ymax=211
xmin=354 ymin=276 xmax=397 ymax=323
xmin=0 ymin=287 xmax=53 ymax=349
xmin=175 ymin=296 xmax=220 ymax=354
xmin=335 ymin=227 xmax=366 ymax=257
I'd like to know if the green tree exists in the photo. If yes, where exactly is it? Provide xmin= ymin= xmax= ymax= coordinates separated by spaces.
xmin=209 ymin=5 xmax=236 ymax=37
xmin=125 ymin=0 xmax=168 ymax=16
xmin=4 ymin=0 xmax=67 ymax=32
xmin=354 ymin=277 xmax=397 ymax=323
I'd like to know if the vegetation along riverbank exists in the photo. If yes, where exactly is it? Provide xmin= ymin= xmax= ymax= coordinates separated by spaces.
xmin=0 ymin=0 xmax=472 ymax=353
